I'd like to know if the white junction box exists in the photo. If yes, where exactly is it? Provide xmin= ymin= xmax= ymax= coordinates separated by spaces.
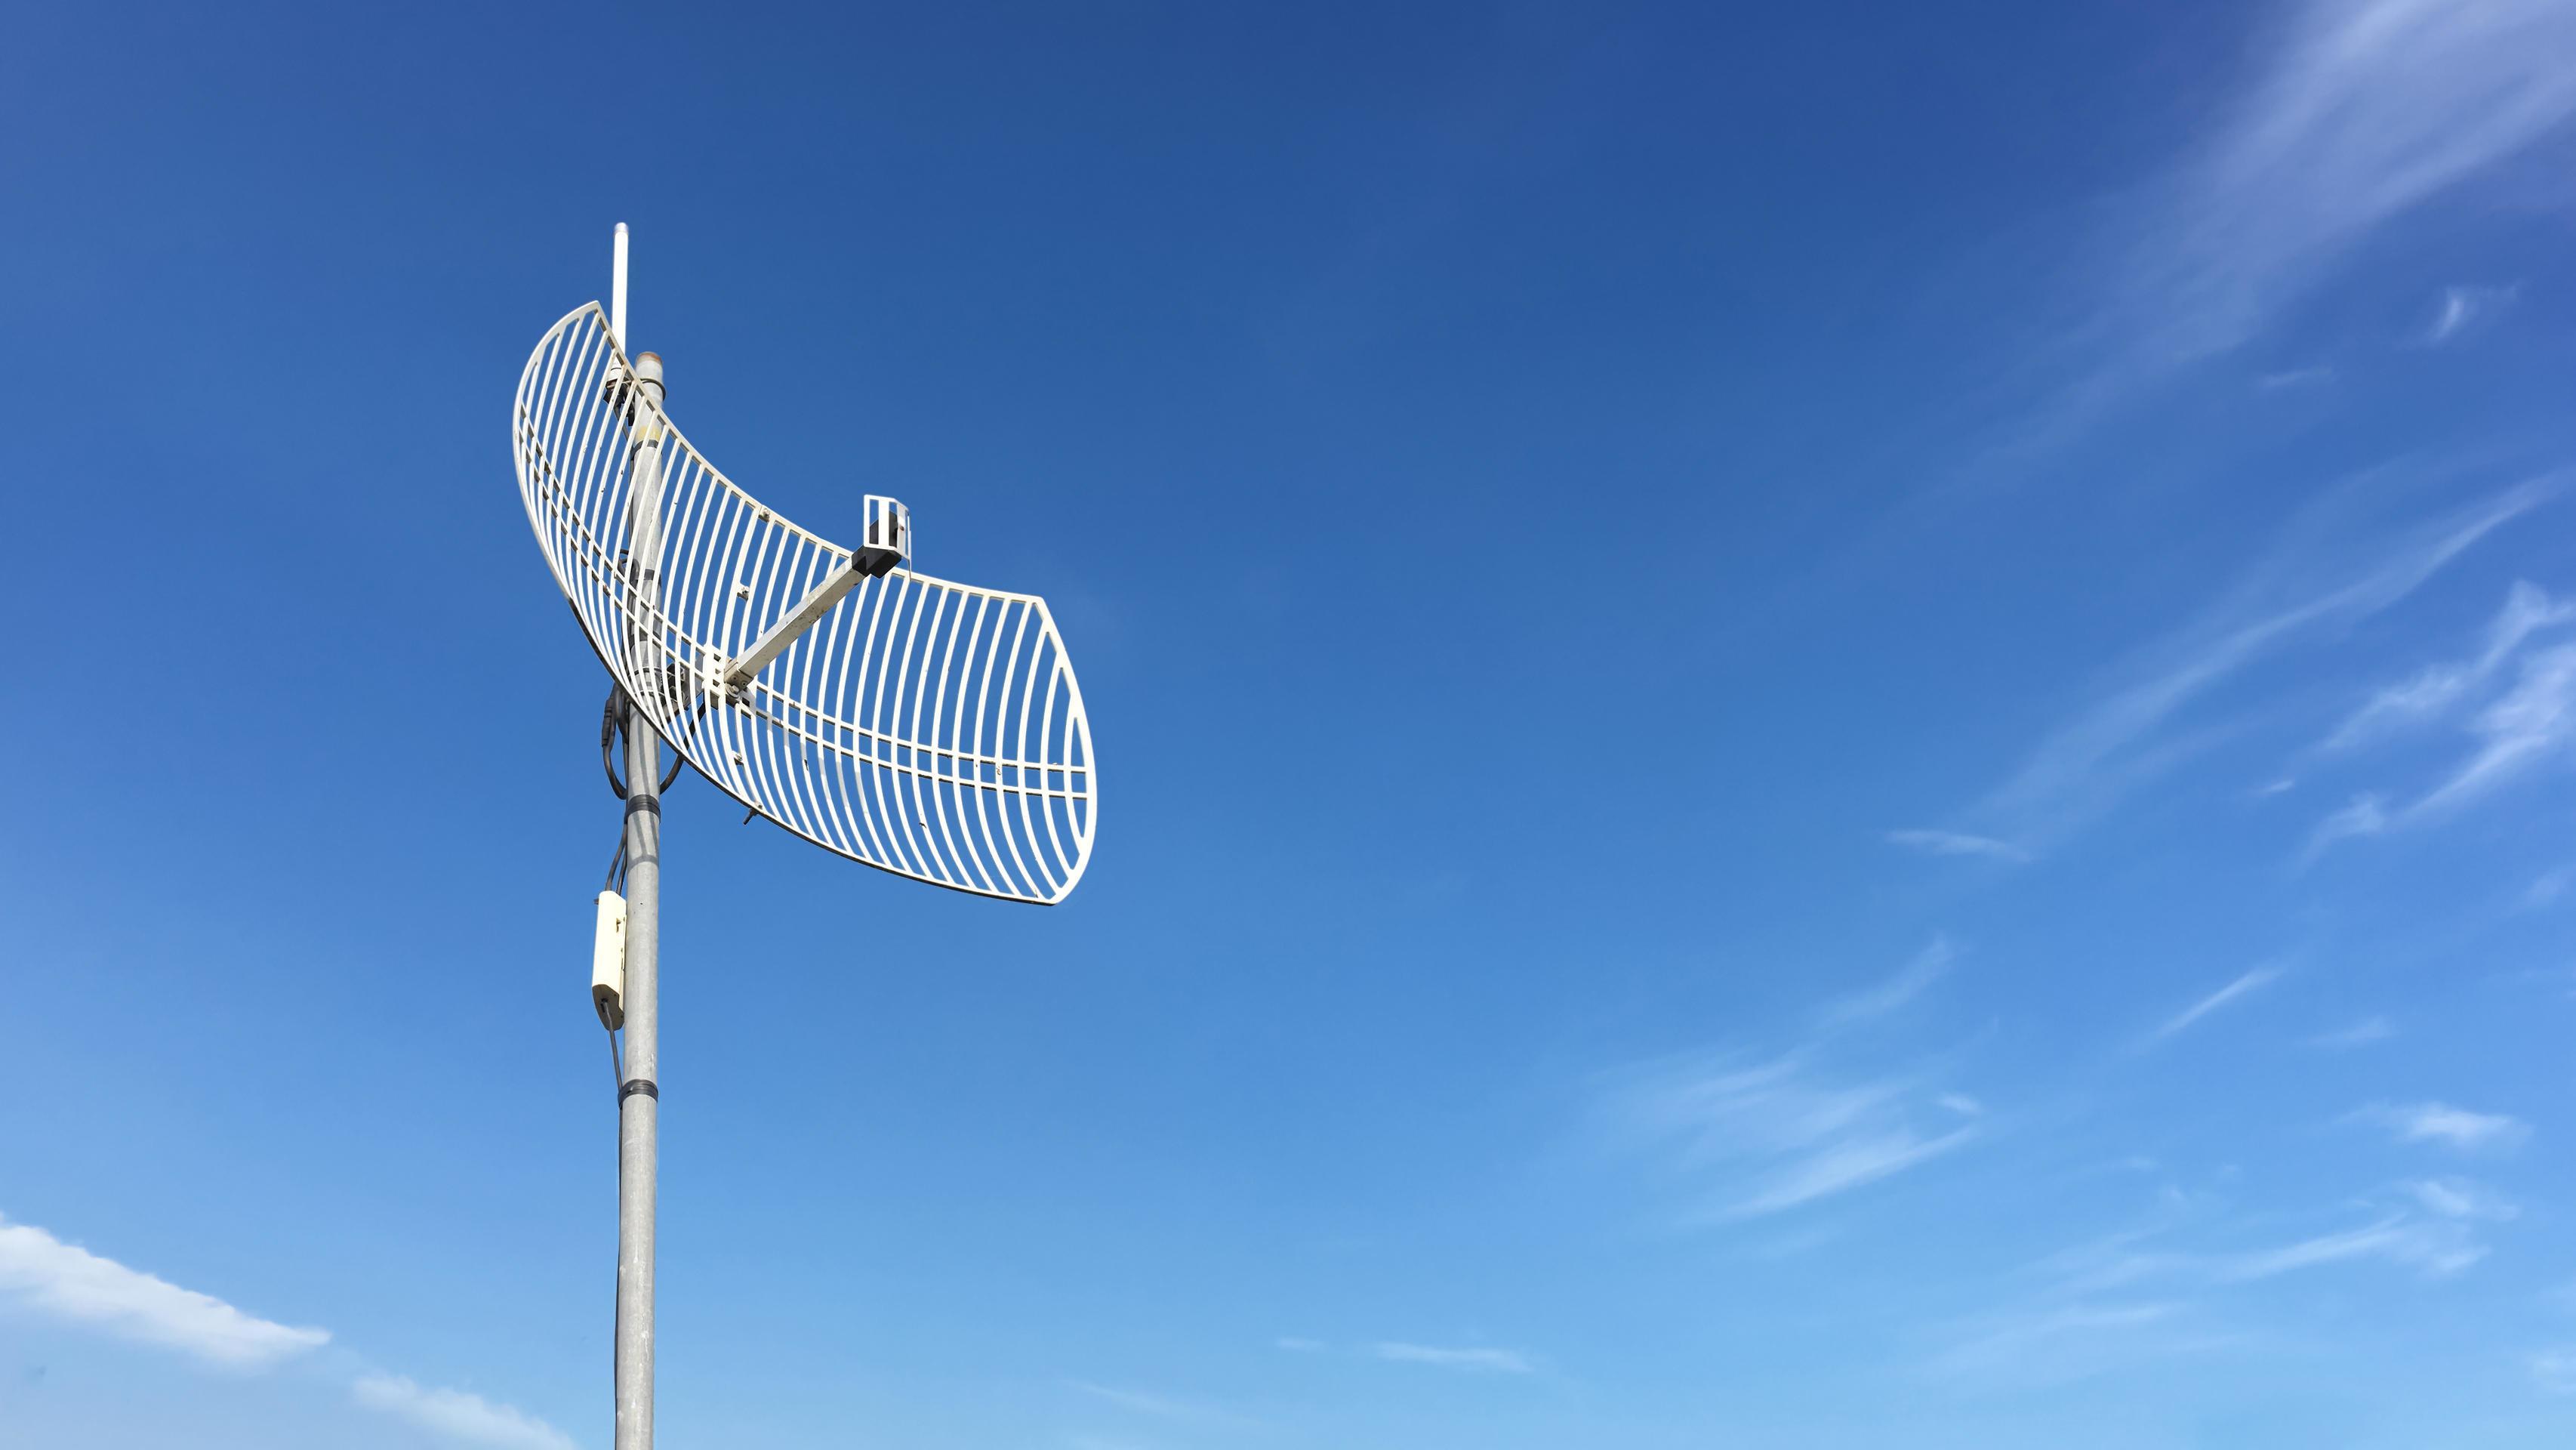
xmin=592 ymin=890 xmax=628 ymax=1029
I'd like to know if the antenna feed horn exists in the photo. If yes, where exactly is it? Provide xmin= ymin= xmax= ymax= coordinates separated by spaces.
xmin=857 ymin=495 xmax=911 ymax=576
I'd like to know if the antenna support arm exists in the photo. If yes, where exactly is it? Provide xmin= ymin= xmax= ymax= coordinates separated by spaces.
xmin=722 ymin=557 xmax=874 ymax=694
xmin=720 ymin=496 xmax=911 ymax=696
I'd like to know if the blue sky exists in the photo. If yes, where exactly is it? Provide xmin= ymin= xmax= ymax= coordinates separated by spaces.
xmin=5 ymin=1 xmax=2576 ymax=1445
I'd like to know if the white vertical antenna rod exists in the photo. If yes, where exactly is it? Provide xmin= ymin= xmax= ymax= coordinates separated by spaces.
xmin=611 ymin=222 xmax=630 ymax=349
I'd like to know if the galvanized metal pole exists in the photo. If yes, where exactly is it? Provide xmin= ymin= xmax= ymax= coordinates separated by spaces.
xmin=613 ymin=229 xmax=664 ymax=1450
xmin=616 ymin=690 xmax=661 ymax=1450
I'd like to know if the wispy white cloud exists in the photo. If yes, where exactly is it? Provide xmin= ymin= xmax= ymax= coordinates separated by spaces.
xmin=2425 ymin=283 xmax=2519 ymax=345
xmin=1601 ymin=1047 xmax=1980 ymax=1220
xmin=350 ymin=1376 xmax=575 ymax=1450
xmin=2042 ymin=1180 xmax=2507 ymax=1297
xmin=2306 ymin=1015 xmax=2394 ymax=1049
xmin=0 ymin=1215 xmax=328 ymax=1368
xmin=2029 ymin=1206 xmax=2497 ymax=1322
xmin=2147 ymin=966 xmax=2285 ymax=1044
xmin=2330 ymin=673 xmax=2464 ymax=748
xmin=2256 ymin=366 xmax=2334 ymax=391
xmin=1372 ymin=1342 xmax=1536 ymax=1374
xmin=1065 ymin=1379 xmax=1256 ymax=1431
xmin=1823 ymin=936 xmax=1956 ymax=1023
xmin=2214 ymin=1216 xmax=2487 ymax=1280
xmin=1731 ymin=1128 xmax=1979 ymax=1217
xmin=1883 ymin=829 xmax=2030 ymax=864
xmin=2305 ymin=585 xmax=2576 ymax=857
xmin=1915 ymin=0 xmax=2576 ymax=491
xmin=2105 ymin=0 xmax=2576 ymax=376
xmin=2353 ymin=1101 xmax=2531 ymax=1152
xmin=2322 ymin=582 xmax=2574 ymax=751
xmin=1277 ymin=1337 xmax=1539 ymax=1380
xmin=2524 ymin=862 xmax=2576 ymax=908
xmin=1969 ymin=480 xmax=2552 ymax=847
xmin=0 ymin=1212 xmax=563 ymax=1449
xmin=2303 ymin=792 xmax=2389 ymax=860
xmin=1927 ymin=1300 xmax=2180 ymax=1370
xmin=2409 ymin=641 xmax=2576 ymax=816
xmin=1947 ymin=1169 xmax=2510 ymax=1385
xmin=2508 ymin=964 xmax=2576 ymax=1001
xmin=1742 ymin=1224 xmax=1840 ymax=1261
xmin=2534 ymin=1346 xmax=2576 ymax=1396
xmin=1068 ymin=1382 xmax=1200 ymax=1419
xmin=1967 ymin=0 xmax=2576 ymax=467
xmin=1921 ymin=1301 xmax=2241 ymax=1387
xmin=2404 ymin=1177 xmax=2519 ymax=1222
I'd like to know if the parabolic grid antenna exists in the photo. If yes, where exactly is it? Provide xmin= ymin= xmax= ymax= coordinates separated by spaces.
xmin=520 ymin=227 xmax=1102 ymax=1450
xmin=512 ymin=302 xmax=1096 ymax=902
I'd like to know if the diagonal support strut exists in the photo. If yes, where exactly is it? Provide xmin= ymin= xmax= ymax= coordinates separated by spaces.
xmin=721 ymin=546 xmax=900 ymax=695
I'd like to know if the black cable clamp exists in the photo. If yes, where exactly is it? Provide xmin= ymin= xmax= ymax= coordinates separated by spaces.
xmin=600 ymin=683 xmax=686 ymax=799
